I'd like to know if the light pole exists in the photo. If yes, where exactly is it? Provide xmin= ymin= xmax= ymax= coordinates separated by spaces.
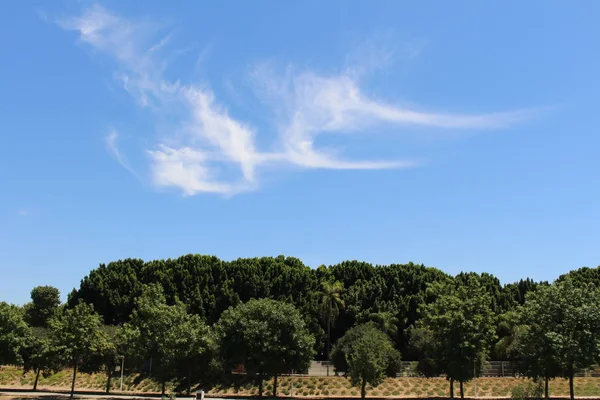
xmin=119 ymin=355 xmax=125 ymax=392
xmin=473 ymin=359 xmax=477 ymax=397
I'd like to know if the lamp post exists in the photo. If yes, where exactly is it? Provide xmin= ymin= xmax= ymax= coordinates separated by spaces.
xmin=473 ymin=359 xmax=477 ymax=397
xmin=119 ymin=355 xmax=125 ymax=392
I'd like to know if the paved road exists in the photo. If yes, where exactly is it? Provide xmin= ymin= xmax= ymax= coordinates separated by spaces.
xmin=0 ymin=391 xmax=198 ymax=400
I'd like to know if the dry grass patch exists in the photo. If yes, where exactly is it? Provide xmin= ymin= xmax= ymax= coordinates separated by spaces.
xmin=6 ymin=366 xmax=600 ymax=398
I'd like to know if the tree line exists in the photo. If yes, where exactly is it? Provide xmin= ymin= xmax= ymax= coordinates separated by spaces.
xmin=2 ymin=255 xmax=600 ymax=400
xmin=64 ymin=256 xmax=538 ymax=358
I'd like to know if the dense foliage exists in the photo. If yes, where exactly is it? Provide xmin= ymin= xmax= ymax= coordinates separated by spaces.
xmin=120 ymin=284 xmax=213 ymax=395
xmin=411 ymin=277 xmax=496 ymax=398
xmin=216 ymin=298 xmax=315 ymax=397
xmin=0 ymin=302 xmax=31 ymax=365
xmin=3 ymin=255 xmax=600 ymax=399
xmin=513 ymin=280 xmax=600 ymax=400
xmin=331 ymin=322 xmax=401 ymax=399
xmin=24 ymin=286 xmax=61 ymax=328
xmin=66 ymin=255 xmax=543 ymax=359
xmin=49 ymin=302 xmax=111 ymax=398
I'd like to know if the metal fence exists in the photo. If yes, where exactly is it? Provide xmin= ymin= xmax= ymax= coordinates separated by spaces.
xmin=307 ymin=361 xmax=600 ymax=378
xmin=396 ymin=361 xmax=518 ymax=378
xmin=307 ymin=361 xmax=335 ymax=376
xmin=307 ymin=361 xmax=518 ymax=377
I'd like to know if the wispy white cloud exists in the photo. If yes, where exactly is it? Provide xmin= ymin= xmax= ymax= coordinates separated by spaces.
xmin=250 ymin=66 xmax=531 ymax=170
xmin=195 ymin=42 xmax=214 ymax=70
xmin=17 ymin=209 xmax=29 ymax=217
xmin=223 ymin=78 xmax=244 ymax=106
xmin=57 ymin=5 xmax=174 ymax=107
xmin=58 ymin=6 xmax=271 ymax=195
xmin=56 ymin=5 xmax=534 ymax=196
xmin=342 ymin=31 xmax=427 ymax=80
xmin=343 ymin=31 xmax=401 ymax=77
xmin=147 ymin=32 xmax=173 ymax=54
xmin=148 ymin=146 xmax=253 ymax=196
xmin=104 ymin=130 xmax=140 ymax=178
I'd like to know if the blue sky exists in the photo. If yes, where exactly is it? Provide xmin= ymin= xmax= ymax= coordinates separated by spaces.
xmin=1 ymin=1 xmax=599 ymax=305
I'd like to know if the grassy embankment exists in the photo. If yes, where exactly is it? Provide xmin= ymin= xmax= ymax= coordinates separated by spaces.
xmin=3 ymin=366 xmax=600 ymax=398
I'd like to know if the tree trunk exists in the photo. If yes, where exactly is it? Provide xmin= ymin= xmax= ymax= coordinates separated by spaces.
xmin=450 ymin=378 xmax=454 ymax=399
xmin=273 ymin=375 xmax=278 ymax=397
xmin=569 ymin=372 xmax=575 ymax=400
xmin=361 ymin=378 xmax=367 ymax=400
xmin=33 ymin=368 xmax=40 ymax=391
xmin=161 ymin=379 xmax=166 ymax=396
xmin=187 ymin=369 xmax=192 ymax=395
xmin=70 ymin=363 xmax=78 ymax=400
xmin=545 ymin=376 xmax=549 ymax=399
xmin=459 ymin=380 xmax=464 ymax=399
xmin=326 ymin=299 xmax=332 ymax=361
xmin=106 ymin=369 xmax=112 ymax=394
xmin=258 ymin=375 xmax=264 ymax=397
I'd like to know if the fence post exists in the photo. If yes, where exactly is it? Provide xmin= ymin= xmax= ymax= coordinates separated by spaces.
xmin=502 ymin=361 xmax=505 ymax=377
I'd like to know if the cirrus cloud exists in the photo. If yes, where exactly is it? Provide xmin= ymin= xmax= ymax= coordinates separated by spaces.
xmin=56 ymin=5 xmax=535 ymax=196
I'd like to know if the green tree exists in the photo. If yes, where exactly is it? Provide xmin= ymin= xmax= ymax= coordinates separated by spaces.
xmin=101 ymin=327 xmax=122 ymax=394
xmin=557 ymin=266 xmax=600 ymax=288
xmin=79 ymin=325 xmax=124 ymax=394
xmin=515 ymin=280 xmax=600 ymax=400
xmin=0 ymin=302 xmax=31 ymax=365
xmin=49 ymin=302 xmax=111 ymax=399
xmin=331 ymin=323 xmax=400 ymax=400
xmin=21 ymin=327 xmax=61 ymax=390
xmin=512 ymin=286 xmax=563 ymax=399
xmin=69 ymin=255 xmax=320 ymax=327
xmin=320 ymin=281 xmax=345 ymax=359
xmin=552 ymin=280 xmax=600 ymax=400
xmin=216 ymin=298 xmax=315 ymax=397
xmin=121 ymin=284 xmax=212 ymax=396
xmin=416 ymin=279 xmax=496 ymax=399
xmin=329 ymin=261 xmax=453 ymax=360
xmin=24 ymin=286 xmax=61 ymax=327
xmin=69 ymin=259 xmax=146 ymax=325
xmin=408 ymin=325 xmax=444 ymax=378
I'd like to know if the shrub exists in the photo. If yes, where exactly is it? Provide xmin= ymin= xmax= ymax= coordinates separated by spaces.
xmin=404 ymin=361 xmax=421 ymax=377
xmin=511 ymin=380 xmax=544 ymax=400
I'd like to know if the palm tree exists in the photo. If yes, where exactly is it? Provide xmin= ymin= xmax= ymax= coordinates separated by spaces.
xmin=320 ymin=281 xmax=345 ymax=360
xmin=366 ymin=311 xmax=400 ymax=340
